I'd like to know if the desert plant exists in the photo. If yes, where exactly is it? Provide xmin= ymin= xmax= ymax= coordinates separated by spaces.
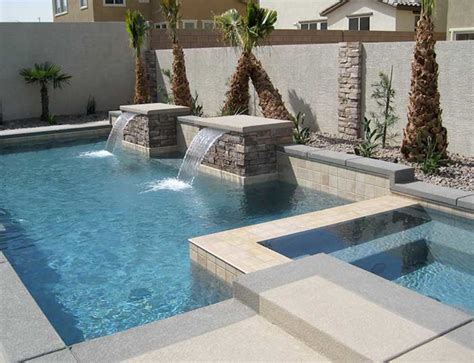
xmin=47 ymin=114 xmax=57 ymax=125
xmin=216 ymin=1 xmax=291 ymax=120
xmin=292 ymin=112 xmax=311 ymax=145
xmin=370 ymin=66 xmax=399 ymax=148
xmin=158 ymin=68 xmax=174 ymax=103
xmin=19 ymin=62 xmax=72 ymax=122
xmin=160 ymin=0 xmax=193 ymax=108
xmin=125 ymin=10 xmax=150 ymax=104
xmin=354 ymin=117 xmax=382 ymax=158
xmin=401 ymin=0 xmax=448 ymax=161
xmin=86 ymin=95 xmax=96 ymax=115
xmin=418 ymin=135 xmax=445 ymax=174
xmin=191 ymin=92 xmax=204 ymax=117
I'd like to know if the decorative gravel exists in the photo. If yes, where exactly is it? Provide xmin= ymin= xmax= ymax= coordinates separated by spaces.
xmin=309 ymin=132 xmax=473 ymax=192
xmin=0 ymin=112 xmax=109 ymax=131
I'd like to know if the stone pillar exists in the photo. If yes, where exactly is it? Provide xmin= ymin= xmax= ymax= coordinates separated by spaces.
xmin=145 ymin=50 xmax=158 ymax=103
xmin=338 ymin=42 xmax=362 ymax=138
xmin=121 ymin=103 xmax=190 ymax=157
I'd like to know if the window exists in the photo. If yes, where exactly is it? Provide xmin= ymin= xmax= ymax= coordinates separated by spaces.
xmin=455 ymin=32 xmax=474 ymax=41
xmin=80 ymin=0 xmax=87 ymax=8
xmin=348 ymin=16 xmax=370 ymax=31
xmin=54 ymin=0 xmax=68 ymax=15
xmin=155 ymin=22 xmax=167 ymax=29
xmin=299 ymin=21 xmax=327 ymax=30
xmin=202 ymin=21 xmax=214 ymax=30
xmin=450 ymin=28 xmax=474 ymax=41
xmin=104 ymin=0 xmax=125 ymax=6
xmin=414 ymin=15 xmax=420 ymax=31
xmin=182 ymin=20 xmax=197 ymax=30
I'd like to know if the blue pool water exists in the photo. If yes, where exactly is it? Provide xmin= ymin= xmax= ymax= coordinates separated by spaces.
xmin=0 ymin=141 xmax=348 ymax=344
xmin=261 ymin=206 xmax=474 ymax=313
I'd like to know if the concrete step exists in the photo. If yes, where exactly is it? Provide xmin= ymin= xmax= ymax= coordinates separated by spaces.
xmin=234 ymin=254 xmax=473 ymax=362
xmin=71 ymin=298 xmax=329 ymax=362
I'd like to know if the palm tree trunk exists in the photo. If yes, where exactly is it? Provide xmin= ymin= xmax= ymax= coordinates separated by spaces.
xmin=221 ymin=52 xmax=251 ymax=115
xmin=248 ymin=53 xmax=292 ymax=121
xmin=134 ymin=55 xmax=148 ymax=104
xmin=172 ymin=43 xmax=193 ymax=108
xmin=40 ymin=83 xmax=49 ymax=122
xmin=401 ymin=14 xmax=448 ymax=161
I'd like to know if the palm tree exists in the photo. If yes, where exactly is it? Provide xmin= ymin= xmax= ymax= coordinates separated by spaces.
xmin=401 ymin=0 xmax=448 ymax=161
xmin=159 ymin=0 xmax=193 ymax=108
xmin=125 ymin=10 xmax=150 ymax=104
xmin=19 ymin=62 xmax=71 ymax=122
xmin=216 ymin=1 xmax=291 ymax=120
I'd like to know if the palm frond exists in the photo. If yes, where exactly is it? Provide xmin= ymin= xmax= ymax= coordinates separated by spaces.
xmin=160 ymin=0 xmax=181 ymax=43
xmin=215 ymin=9 xmax=244 ymax=49
xmin=421 ymin=0 xmax=436 ymax=17
xmin=125 ymin=10 xmax=149 ymax=57
xmin=19 ymin=62 xmax=71 ymax=88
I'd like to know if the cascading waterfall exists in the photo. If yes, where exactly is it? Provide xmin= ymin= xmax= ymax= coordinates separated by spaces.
xmin=105 ymin=112 xmax=137 ymax=153
xmin=177 ymin=128 xmax=225 ymax=184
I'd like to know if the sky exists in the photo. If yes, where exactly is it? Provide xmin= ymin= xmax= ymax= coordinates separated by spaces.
xmin=0 ymin=0 xmax=53 ymax=22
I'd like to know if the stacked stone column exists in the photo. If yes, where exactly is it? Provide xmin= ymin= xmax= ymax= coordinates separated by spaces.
xmin=145 ymin=50 xmax=158 ymax=103
xmin=338 ymin=42 xmax=362 ymax=138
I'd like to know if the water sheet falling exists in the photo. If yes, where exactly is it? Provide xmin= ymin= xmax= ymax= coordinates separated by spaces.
xmin=105 ymin=112 xmax=137 ymax=153
xmin=177 ymin=128 xmax=225 ymax=184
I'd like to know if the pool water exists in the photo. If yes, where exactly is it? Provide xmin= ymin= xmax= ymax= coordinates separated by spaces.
xmin=260 ymin=206 xmax=474 ymax=313
xmin=0 ymin=141 xmax=348 ymax=345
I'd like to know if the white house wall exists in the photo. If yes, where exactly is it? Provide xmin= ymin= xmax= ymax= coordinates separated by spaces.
xmin=327 ymin=0 xmax=397 ymax=31
xmin=259 ymin=0 xmax=335 ymax=29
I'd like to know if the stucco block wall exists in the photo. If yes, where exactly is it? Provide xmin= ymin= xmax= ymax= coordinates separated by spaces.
xmin=363 ymin=41 xmax=474 ymax=155
xmin=0 ymin=23 xmax=134 ymax=121
xmin=155 ymin=44 xmax=340 ymax=134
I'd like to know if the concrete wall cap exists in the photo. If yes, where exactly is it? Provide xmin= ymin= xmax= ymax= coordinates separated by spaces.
xmin=120 ymin=103 xmax=190 ymax=116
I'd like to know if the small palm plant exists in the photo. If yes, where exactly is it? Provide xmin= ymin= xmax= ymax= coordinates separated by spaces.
xmin=216 ymin=1 xmax=291 ymax=120
xmin=125 ymin=10 xmax=150 ymax=104
xmin=19 ymin=62 xmax=71 ymax=122
xmin=401 ymin=0 xmax=448 ymax=161
xmin=160 ymin=0 xmax=193 ymax=108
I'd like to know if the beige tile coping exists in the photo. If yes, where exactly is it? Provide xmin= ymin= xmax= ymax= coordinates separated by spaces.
xmin=121 ymin=141 xmax=180 ymax=158
xmin=189 ymin=195 xmax=418 ymax=282
xmin=120 ymin=103 xmax=190 ymax=116
xmin=178 ymin=115 xmax=293 ymax=133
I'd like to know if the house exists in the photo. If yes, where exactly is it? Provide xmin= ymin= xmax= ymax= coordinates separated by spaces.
xmin=52 ymin=0 xmax=248 ymax=29
xmin=446 ymin=0 xmax=474 ymax=40
xmin=260 ymin=0 xmax=449 ymax=33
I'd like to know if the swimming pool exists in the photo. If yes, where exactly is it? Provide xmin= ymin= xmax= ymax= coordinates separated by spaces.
xmin=260 ymin=206 xmax=474 ymax=313
xmin=0 ymin=141 xmax=348 ymax=344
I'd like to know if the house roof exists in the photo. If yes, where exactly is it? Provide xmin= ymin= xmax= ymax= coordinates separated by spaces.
xmin=320 ymin=0 xmax=421 ymax=16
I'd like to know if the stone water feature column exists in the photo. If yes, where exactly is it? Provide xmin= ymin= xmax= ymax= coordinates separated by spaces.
xmin=120 ymin=103 xmax=190 ymax=157
xmin=178 ymin=115 xmax=294 ymax=184
xmin=338 ymin=42 xmax=363 ymax=138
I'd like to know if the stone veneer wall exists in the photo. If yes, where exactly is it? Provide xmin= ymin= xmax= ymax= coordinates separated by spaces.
xmin=338 ymin=42 xmax=363 ymax=138
xmin=278 ymin=153 xmax=391 ymax=201
xmin=203 ymin=128 xmax=293 ymax=177
xmin=123 ymin=114 xmax=177 ymax=148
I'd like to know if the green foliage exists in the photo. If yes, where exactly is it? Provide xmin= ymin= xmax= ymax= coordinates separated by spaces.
xmin=158 ymin=68 xmax=174 ymax=103
xmin=218 ymin=105 xmax=247 ymax=117
xmin=354 ymin=117 xmax=382 ymax=158
xmin=292 ymin=112 xmax=311 ymax=145
xmin=20 ymin=62 xmax=71 ymax=89
xmin=419 ymin=136 xmax=444 ymax=175
xmin=191 ymin=92 xmax=204 ymax=117
xmin=215 ymin=1 xmax=277 ymax=53
xmin=47 ymin=115 xmax=56 ymax=125
xmin=125 ymin=10 xmax=149 ymax=58
xmin=159 ymin=0 xmax=181 ymax=43
xmin=421 ymin=0 xmax=436 ymax=17
xmin=86 ymin=95 xmax=96 ymax=115
xmin=370 ymin=66 xmax=399 ymax=148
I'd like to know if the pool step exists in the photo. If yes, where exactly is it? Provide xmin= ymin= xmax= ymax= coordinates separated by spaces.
xmin=234 ymin=254 xmax=473 ymax=362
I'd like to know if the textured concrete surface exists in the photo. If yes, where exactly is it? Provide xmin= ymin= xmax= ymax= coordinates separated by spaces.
xmin=0 ymin=121 xmax=111 ymax=138
xmin=0 ymin=251 xmax=6 ymax=264
xmin=276 ymin=144 xmax=315 ymax=158
xmin=25 ymin=348 xmax=77 ymax=362
xmin=120 ymin=103 xmax=189 ymax=116
xmin=127 ymin=315 xmax=329 ymax=362
xmin=71 ymin=299 xmax=256 ymax=362
xmin=458 ymin=195 xmax=474 ymax=211
xmin=393 ymin=322 xmax=474 ymax=362
xmin=307 ymin=149 xmax=361 ymax=166
xmin=346 ymin=157 xmax=415 ymax=183
xmin=392 ymin=181 xmax=474 ymax=208
xmin=259 ymin=273 xmax=469 ymax=361
xmin=0 ymin=263 xmax=66 ymax=362
xmin=179 ymin=115 xmax=293 ymax=133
